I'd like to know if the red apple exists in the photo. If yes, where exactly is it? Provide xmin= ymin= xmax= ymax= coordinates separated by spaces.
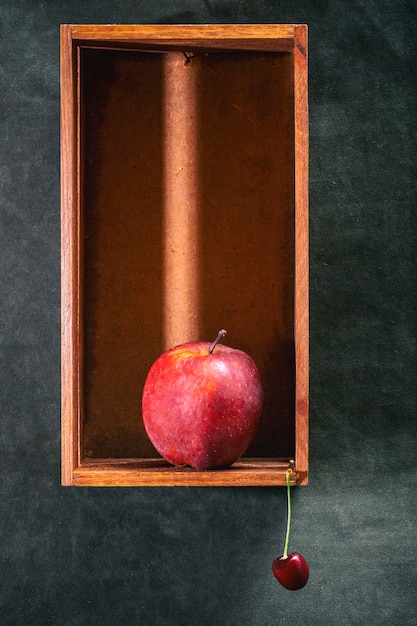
xmin=142 ymin=330 xmax=264 ymax=470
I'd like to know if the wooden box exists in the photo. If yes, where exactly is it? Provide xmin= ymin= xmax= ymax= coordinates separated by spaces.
xmin=61 ymin=24 xmax=308 ymax=486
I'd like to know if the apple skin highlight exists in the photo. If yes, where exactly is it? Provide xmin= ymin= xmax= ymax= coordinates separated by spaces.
xmin=142 ymin=341 xmax=264 ymax=470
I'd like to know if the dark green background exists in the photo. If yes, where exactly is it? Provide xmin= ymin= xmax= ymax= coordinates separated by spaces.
xmin=1 ymin=2 xmax=416 ymax=624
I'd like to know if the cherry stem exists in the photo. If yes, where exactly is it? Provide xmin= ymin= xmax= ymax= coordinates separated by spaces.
xmin=209 ymin=329 xmax=227 ymax=354
xmin=282 ymin=469 xmax=292 ymax=559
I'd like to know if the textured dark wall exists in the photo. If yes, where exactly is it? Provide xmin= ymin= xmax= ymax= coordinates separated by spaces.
xmin=1 ymin=2 xmax=416 ymax=624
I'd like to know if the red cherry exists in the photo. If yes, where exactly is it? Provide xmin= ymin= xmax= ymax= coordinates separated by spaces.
xmin=272 ymin=552 xmax=309 ymax=590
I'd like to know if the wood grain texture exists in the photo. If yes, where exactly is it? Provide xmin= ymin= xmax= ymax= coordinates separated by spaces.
xmin=60 ymin=24 xmax=309 ymax=487
xmin=61 ymin=24 xmax=81 ymax=485
xmin=69 ymin=24 xmax=296 ymax=51
xmin=73 ymin=459 xmax=297 ymax=487
xmin=294 ymin=25 xmax=309 ymax=485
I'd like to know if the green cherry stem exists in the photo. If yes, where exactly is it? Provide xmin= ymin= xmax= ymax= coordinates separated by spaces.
xmin=209 ymin=329 xmax=227 ymax=355
xmin=282 ymin=468 xmax=292 ymax=559
xmin=273 ymin=462 xmax=309 ymax=590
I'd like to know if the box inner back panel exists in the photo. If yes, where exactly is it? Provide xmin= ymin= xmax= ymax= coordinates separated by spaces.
xmin=81 ymin=48 xmax=295 ymax=459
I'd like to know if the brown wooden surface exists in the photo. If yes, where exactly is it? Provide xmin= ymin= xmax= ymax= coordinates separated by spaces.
xmin=70 ymin=24 xmax=297 ymax=51
xmin=73 ymin=458 xmax=298 ymax=487
xmin=294 ymin=25 xmax=309 ymax=485
xmin=61 ymin=24 xmax=309 ymax=487
xmin=61 ymin=24 xmax=81 ymax=485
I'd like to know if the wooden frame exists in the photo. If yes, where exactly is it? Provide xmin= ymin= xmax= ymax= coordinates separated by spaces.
xmin=61 ymin=24 xmax=308 ymax=486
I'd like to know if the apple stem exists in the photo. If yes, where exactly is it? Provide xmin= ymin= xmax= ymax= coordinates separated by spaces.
xmin=209 ymin=329 xmax=227 ymax=354
xmin=282 ymin=469 xmax=292 ymax=559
